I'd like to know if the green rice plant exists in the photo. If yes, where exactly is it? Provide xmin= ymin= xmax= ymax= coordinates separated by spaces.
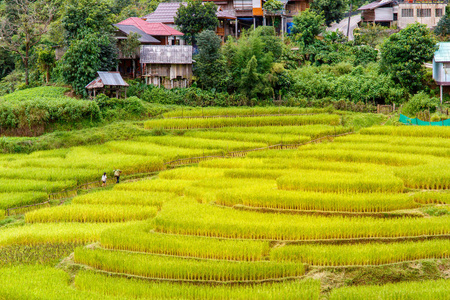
xmin=76 ymin=271 xmax=321 ymax=300
xmin=114 ymin=179 xmax=191 ymax=195
xmin=219 ymin=125 xmax=352 ymax=139
xmin=270 ymin=239 xmax=450 ymax=266
xmin=0 ymin=265 xmax=120 ymax=300
xmin=395 ymin=164 xmax=450 ymax=189
xmin=25 ymin=204 xmax=158 ymax=223
xmin=0 ymin=192 xmax=48 ymax=209
xmin=413 ymin=192 xmax=450 ymax=204
xmin=72 ymin=190 xmax=176 ymax=207
xmin=217 ymin=188 xmax=418 ymax=212
xmin=277 ymin=171 xmax=404 ymax=194
xmin=136 ymin=136 xmax=267 ymax=151
xmin=144 ymin=114 xmax=340 ymax=130
xmin=0 ymin=223 xmax=125 ymax=246
xmin=163 ymin=106 xmax=332 ymax=118
xmin=185 ymin=130 xmax=311 ymax=145
xmin=297 ymin=148 xmax=428 ymax=166
xmin=0 ymin=86 xmax=69 ymax=101
xmin=0 ymin=179 xmax=76 ymax=193
xmin=74 ymin=247 xmax=305 ymax=281
xmin=101 ymin=223 xmax=270 ymax=261
xmin=159 ymin=167 xmax=225 ymax=181
xmin=361 ymin=126 xmax=450 ymax=138
xmin=154 ymin=200 xmax=450 ymax=241
xmin=329 ymin=279 xmax=450 ymax=300
xmin=106 ymin=141 xmax=222 ymax=160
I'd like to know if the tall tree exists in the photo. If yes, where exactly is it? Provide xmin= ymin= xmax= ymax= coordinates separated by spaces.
xmin=195 ymin=30 xmax=226 ymax=90
xmin=381 ymin=23 xmax=437 ymax=93
xmin=174 ymin=0 xmax=218 ymax=45
xmin=435 ymin=6 xmax=450 ymax=37
xmin=0 ymin=0 xmax=55 ymax=85
xmin=36 ymin=44 xmax=55 ymax=83
xmin=311 ymin=0 xmax=346 ymax=26
xmin=291 ymin=9 xmax=325 ymax=46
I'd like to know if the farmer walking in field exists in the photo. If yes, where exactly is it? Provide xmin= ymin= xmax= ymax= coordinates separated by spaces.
xmin=114 ymin=169 xmax=122 ymax=183
xmin=101 ymin=172 xmax=107 ymax=187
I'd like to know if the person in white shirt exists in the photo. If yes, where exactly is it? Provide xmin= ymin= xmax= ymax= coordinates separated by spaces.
xmin=101 ymin=172 xmax=107 ymax=187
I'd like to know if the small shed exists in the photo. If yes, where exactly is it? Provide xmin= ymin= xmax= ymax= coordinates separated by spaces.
xmin=85 ymin=71 xmax=129 ymax=99
xmin=140 ymin=45 xmax=193 ymax=89
xmin=433 ymin=42 xmax=450 ymax=104
xmin=358 ymin=0 xmax=396 ymax=27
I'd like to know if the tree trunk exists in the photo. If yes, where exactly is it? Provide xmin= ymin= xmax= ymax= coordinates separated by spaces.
xmin=132 ymin=58 xmax=136 ymax=79
xmin=25 ymin=44 xmax=29 ymax=86
xmin=46 ymin=67 xmax=50 ymax=84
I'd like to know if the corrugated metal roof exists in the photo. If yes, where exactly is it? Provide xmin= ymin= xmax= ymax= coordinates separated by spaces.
xmin=358 ymin=0 xmax=393 ymax=11
xmin=140 ymin=45 xmax=193 ymax=64
xmin=118 ymin=17 xmax=183 ymax=36
xmin=98 ymin=72 xmax=129 ymax=86
xmin=85 ymin=77 xmax=104 ymax=89
xmin=434 ymin=43 xmax=450 ymax=63
xmin=114 ymin=24 xmax=160 ymax=44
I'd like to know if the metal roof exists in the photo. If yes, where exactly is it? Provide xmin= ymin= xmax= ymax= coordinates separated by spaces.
xmin=114 ymin=24 xmax=160 ymax=44
xmin=434 ymin=43 xmax=450 ymax=63
xmin=140 ymin=45 xmax=193 ymax=64
xmin=118 ymin=17 xmax=183 ymax=36
xmin=358 ymin=0 xmax=393 ymax=11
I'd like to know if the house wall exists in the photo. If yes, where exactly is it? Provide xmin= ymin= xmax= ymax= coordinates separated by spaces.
xmin=398 ymin=3 xmax=446 ymax=29
xmin=285 ymin=0 xmax=310 ymax=17
xmin=143 ymin=63 xmax=192 ymax=89
xmin=433 ymin=60 xmax=450 ymax=85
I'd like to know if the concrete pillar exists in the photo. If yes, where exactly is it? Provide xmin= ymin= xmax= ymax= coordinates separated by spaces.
xmin=235 ymin=19 xmax=238 ymax=37
xmin=441 ymin=85 xmax=443 ymax=105
xmin=253 ymin=17 xmax=256 ymax=30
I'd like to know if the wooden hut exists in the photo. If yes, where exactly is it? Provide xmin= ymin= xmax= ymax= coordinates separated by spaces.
xmin=140 ymin=45 xmax=193 ymax=89
xmin=433 ymin=42 xmax=450 ymax=104
xmin=85 ymin=71 xmax=129 ymax=98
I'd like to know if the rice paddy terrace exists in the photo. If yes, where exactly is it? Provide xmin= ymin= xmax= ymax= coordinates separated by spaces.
xmin=1 ymin=107 xmax=450 ymax=299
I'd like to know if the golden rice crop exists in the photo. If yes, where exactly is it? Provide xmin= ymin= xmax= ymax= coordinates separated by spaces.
xmin=329 ymin=279 xmax=450 ymax=300
xmin=394 ymin=164 xmax=450 ymax=189
xmin=247 ymin=149 xmax=298 ymax=159
xmin=216 ymin=188 xmax=418 ymax=212
xmin=0 ymin=179 xmax=76 ymax=193
xmin=413 ymin=192 xmax=450 ymax=204
xmin=154 ymin=200 xmax=450 ymax=240
xmin=25 ymin=205 xmax=157 ymax=223
xmin=185 ymin=130 xmax=311 ymax=145
xmin=191 ymin=178 xmax=277 ymax=190
xmin=0 ymin=223 xmax=125 ymax=246
xmin=76 ymin=271 xmax=321 ymax=300
xmin=277 ymin=171 xmax=404 ymax=193
xmin=159 ymin=167 xmax=225 ymax=181
xmin=270 ymin=239 xmax=450 ymax=266
xmin=136 ymin=135 xmax=266 ymax=151
xmin=72 ymin=190 xmax=176 ymax=207
xmin=144 ymin=114 xmax=340 ymax=130
xmin=361 ymin=126 xmax=450 ymax=138
xmin=163 ymin=106 xmax=332 ymax=118
xmin=0 ymin=192 xmax=48 ymax=210
xmin=74 ymin=247 xmax=305 ymax=281
xmin=0 ymin=167 xmax=101 ymax=184
xmin=224 ymin=169 xmax=287 ymax=180
xmin=336 ymin=134 xmax=450 ymax=149
xmin=101 ymin=223 xmax=270 ymax=261
xmin=114 ymin=179 xmax=191 ymax=195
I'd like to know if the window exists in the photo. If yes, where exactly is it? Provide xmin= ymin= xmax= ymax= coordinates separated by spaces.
xmin=402 ymin=9 xmax=414 ymax=18
xmin=436 ymin=8 xmax=444 ymax=17
xmin=417 ymin=9 xmax=431 ymax=18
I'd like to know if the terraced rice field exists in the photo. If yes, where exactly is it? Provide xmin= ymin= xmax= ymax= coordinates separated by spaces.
xmin=1 ymin=109 xmax=450 ymax=299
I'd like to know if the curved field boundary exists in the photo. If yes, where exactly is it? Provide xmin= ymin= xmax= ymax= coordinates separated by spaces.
xmin=227 ymin=204 xmax=424 ymax=219
xmin=163 ymin=113 xmax=323 ymax=120
xmin=149 ymin=230 xmax=450 ymax=246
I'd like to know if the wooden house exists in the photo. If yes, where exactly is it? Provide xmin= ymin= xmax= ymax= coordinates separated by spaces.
xmin=358 ymin=0 xmax=397 ymax=27
xmin=433 ymin=42 xmax=450 ymax=104
xmin=140 ymin=45 xmax=193 ymax=89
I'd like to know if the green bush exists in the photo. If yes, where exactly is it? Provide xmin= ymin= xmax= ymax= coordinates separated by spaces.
xmin=402 ymin=92 xmax=440 ymax=117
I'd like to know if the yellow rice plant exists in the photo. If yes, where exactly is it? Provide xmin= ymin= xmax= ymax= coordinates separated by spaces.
xmin=394 ymin=164 xmax=450 ymax=189
xmin=0 ymin=192 xmax=48 ymax=210
xmin=72 ymin=190 xmax=176 ymax=207
xmin=144 ymin=114 xmax=340 ymax=130
xmin=163 ymin=106 xmax=332 ymax=117
xmin=0 ymin=179 xmax=76 ymax=193
xmin=74 ymin=247 xmax=305 ymax=281
xmin=413 ymin=192 xmax=450 ymax=204
xmin=114 ymin=179 xmax=191 ymax=195
xmin=216 ymin=188 xmax=419 ymax=212
xmin=25 ymin=205 xmax=158 ymax=223
xmin=0 ymin=223 xmax=126 ymax=246
xmin=0 ymin=167 xmax=101 ymax=184
xmin=154 ymin=200 xmax=450 ymax=241
xmin=330 ymin=279 xmax=450 ymax=300
xmin=136 ymin=136 xmax=266 ymax=151
xmin=270 ymin=239 xmax=450 ymax=266
xmin=159 ymin=167 xmax=225 ymax=181
xmin=360 ymin=126 xmax=450 ymax=138
xmin=76 ymin=271 xmax=321 ymax=300
xmin=100 ymin=223 xmax=270 ymax=261
xmin=336 ymin=134 xmax=450 ymax=150
xmin=224 ymin=169 xmax=287 ymax=180
xmin=191 ymin=178 xmax=277 ymax=190
xmin=277 ymin=171 xmax=404 ymax=193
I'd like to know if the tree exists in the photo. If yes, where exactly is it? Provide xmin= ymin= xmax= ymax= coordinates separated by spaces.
xmin=195 ymin=30 xmax=226 ymax=90
xmin=174 ymin=0 xmax=218 ymax=45
xmin=263 ymin=0 xmax=283 ymax=28
xmin=311 ymin=0 xmax=346 ymax=26
xmin=61 ymin=33 xmax=118 ymax=95
xmin=291 ymin=9 xmax=325 ymax=46
xmin=381 ymin=23 xmax=437 ymax=93
xmin=120 ymin=32 xmax=141 ymax=78
xmin=435 ymin=6 xmax=450 ymax=37
xmin=36 ymin=45 xmax=55 ymax=83
xmin=0 ymin=0 xmax=55 ymax=86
